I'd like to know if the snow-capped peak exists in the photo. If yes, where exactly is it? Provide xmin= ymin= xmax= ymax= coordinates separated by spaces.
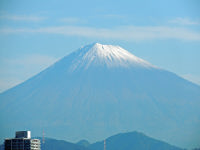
xmin=69 ymin=43 xmax=154 ymax=71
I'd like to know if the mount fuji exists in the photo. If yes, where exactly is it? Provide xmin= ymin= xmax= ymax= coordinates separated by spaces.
xmin=0 ymin=43 xmax=200 ymax=148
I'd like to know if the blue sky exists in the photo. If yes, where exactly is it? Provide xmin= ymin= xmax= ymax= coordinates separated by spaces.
xmin=0 ymin=0 xmax=200 ymax=92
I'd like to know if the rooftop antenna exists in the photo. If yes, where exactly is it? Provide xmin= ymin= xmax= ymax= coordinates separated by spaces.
xmin=104 ymin=139 xmax=106 ymax=150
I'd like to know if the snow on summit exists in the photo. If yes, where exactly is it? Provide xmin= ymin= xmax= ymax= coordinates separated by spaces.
xmin=69 ymin=43 xmax=154 ymax=71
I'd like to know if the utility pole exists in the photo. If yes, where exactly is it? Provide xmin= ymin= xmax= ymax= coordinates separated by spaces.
xmin=104 ymin=139 xmax=106 ymax=150
xmin=42 ymin=130 xmax=45 ymax=150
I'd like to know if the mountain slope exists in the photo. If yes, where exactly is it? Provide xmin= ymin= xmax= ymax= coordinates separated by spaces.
xmin=77 ymin=140 xmax=90 ymax=148
xmin=67 ymin=43 xmax=153 ymax=71
xmin=37 ymin=137 xmax=90 ymax=150
xmin=0 ymin=43 xmax=200 ymax=148
xmin=89 ymin=131 xmax=183 ymax=150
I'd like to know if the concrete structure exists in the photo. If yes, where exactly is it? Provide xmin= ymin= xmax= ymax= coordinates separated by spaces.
xmin=15 ymin=131 xmax=31 ymax=139
xmin=4 ymin=131 xmax=40 ymax=150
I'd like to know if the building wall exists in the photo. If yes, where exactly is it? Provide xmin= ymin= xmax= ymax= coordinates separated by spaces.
xmin=4 ymin=138 xmax=40 ymax=150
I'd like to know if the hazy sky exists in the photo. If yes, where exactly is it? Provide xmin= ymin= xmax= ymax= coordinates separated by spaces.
xmin=0 ymin=0 xmax=200 ymax=92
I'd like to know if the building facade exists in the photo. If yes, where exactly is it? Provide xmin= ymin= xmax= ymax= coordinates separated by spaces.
xmin=4 ymin=131 xmax=40 ymax=150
